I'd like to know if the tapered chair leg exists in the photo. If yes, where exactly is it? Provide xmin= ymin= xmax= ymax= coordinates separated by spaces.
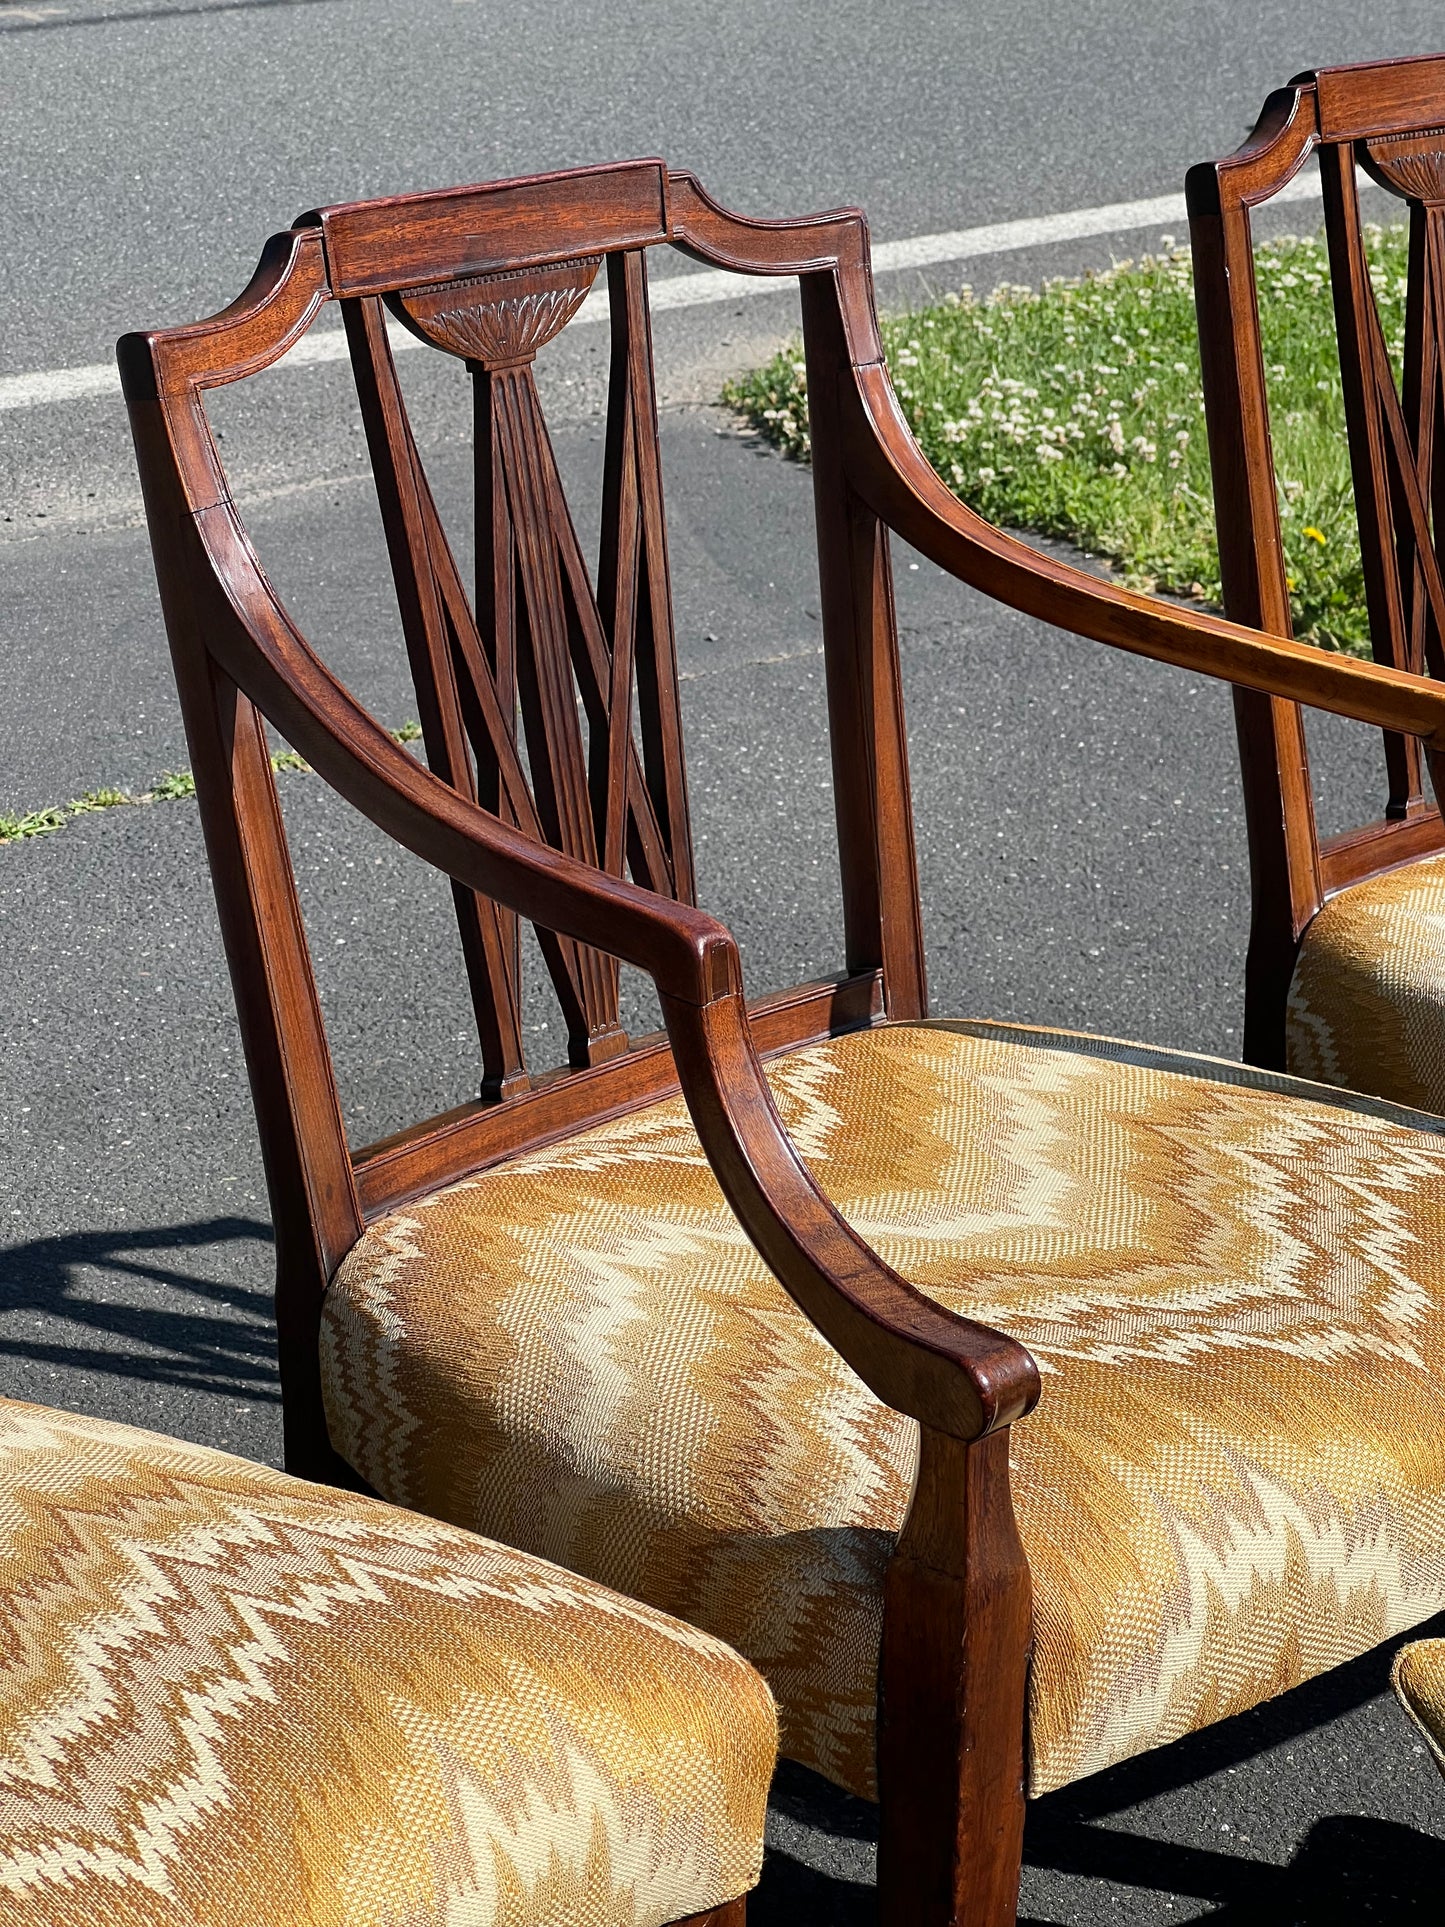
xmin=877 ymin=1427 xmax=1032 ymax=1927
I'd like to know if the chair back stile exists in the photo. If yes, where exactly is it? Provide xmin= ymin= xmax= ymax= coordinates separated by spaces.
xmin=1188 ymin=54 xmax=1445 ymax=1065
xmin=120 ymin=161 xmax=928 ymax=1480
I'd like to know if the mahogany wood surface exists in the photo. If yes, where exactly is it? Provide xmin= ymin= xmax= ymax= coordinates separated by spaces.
xmin=121 ymin=159 xmax=1445 ymax=1927
xmin=1189 ymin=54 xmax=1445 ymax=1066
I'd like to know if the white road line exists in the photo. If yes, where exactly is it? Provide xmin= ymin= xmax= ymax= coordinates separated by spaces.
xmin=0 ymin=173 xmax=1323 ymax=415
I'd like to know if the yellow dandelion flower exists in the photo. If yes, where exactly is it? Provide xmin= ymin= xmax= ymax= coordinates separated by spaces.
xmin=1302 ymin=526 xmax=1327 ymax=545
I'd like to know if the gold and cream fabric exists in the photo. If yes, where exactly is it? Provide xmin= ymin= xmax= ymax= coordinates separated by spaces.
xmin=0 ymin=1398 xmax=776 ymax=1927
xmin=1392 ymin=1639 xmax=1445 ymax=1776
xmin=323 ymin=1018 xmax=1445 ymax=1801
xmin=1288 ymin=850 xmax=1445 ymax=1116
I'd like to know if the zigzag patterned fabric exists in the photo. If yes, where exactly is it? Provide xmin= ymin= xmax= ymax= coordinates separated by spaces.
xmin=1393 ymin=1639 xmax=1445 ymax=1775
xmin=1288 ymin=850 xmax=1445 ymax=1116
xmin=322 ymin=1019 xmax=1445 ymax=1799
xmin=0 ymin=1399 xmax=776 ymax=1926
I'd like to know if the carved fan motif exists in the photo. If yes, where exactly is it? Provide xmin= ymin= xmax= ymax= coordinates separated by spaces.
xmin=1364 ymin=128 xmax=1445 ymax=207
xmin=391 ymin=256 xmax=602 ymax=365
xmin=341 ymin=247 xmax=690 ymax=1095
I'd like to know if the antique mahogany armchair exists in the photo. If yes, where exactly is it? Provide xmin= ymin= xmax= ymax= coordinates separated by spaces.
xmin=1189 ymin=52 xmax=1445 ymax=1108
xmin=122 ymin=163 xmax=1445 ymax=1927
xmin=0 ymin=1397 xmax=774 ymax=1926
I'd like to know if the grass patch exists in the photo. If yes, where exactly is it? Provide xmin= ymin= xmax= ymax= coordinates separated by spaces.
xmin=724 ymin=225 xmax=1411 ymax=655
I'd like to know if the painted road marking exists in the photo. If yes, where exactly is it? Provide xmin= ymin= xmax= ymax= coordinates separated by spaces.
xmin=0 ymin=171 xmax=1322 ymax=414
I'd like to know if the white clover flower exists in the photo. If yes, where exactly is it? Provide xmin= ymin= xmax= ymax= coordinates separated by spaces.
xmin=978 ymin=465 xmax=996 ymax=484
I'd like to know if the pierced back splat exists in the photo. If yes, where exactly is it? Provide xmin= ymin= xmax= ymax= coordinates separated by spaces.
xmin=1327 ymin=127 xmax=1445 ymax=816
xmin=344 ymin=246 xmax=692 ymax=1092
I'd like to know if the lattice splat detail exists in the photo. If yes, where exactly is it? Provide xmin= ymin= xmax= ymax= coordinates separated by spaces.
xmin=1322 ymin=141 xmax=1445 ymax=816
xmin=341 ymin=248 xmax=692 ymax=1095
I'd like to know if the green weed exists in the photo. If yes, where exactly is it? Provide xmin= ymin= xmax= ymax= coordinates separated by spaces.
xmin=68 ymin=788 xmax=132 ymax=814
xmin=1 ymin=719 xmax=430 ymax=850
xmin=0 ymin=807 xmax=67 ymax=844
xmin=147 ymin=771 xmax=197 ymax=801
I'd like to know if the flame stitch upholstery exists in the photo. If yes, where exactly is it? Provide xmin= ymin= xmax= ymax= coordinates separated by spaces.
xmin=1288 ymin=851 xmax=1445 ymax=1117
xmin=0 ymin=1400 xmax=776 ymax=1927
xmin=323 ymin=1018 xmax=1445 ymax=1800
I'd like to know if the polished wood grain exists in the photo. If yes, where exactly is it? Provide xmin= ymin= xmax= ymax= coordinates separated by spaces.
xmin=1189 ymin=54 xmax=1445 ymax=1066
xmin=121 ymin=159 xmax=1445 ymax=1927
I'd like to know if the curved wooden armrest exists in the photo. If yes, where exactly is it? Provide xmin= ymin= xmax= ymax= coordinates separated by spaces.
xmin=835 ymin=354 xmax=1445 ymax=746
xmin=182 ymin=496 xmax=1039 ymax=1443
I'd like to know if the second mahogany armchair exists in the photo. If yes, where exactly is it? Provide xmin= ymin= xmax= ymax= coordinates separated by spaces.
xmin=1190 ymin=52 xmax=1445 ymax=1113
xmin=123 ymin=162 xmax=1445 ymax=1927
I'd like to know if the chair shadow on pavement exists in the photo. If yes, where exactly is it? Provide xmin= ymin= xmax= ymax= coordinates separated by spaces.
xmin=0 ymin=1216 xmax=279 ymax=1404
xmin=754 ymin=1612 xmax=1445 ymax=1923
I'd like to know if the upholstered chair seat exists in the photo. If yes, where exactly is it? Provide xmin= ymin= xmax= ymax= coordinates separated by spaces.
xmin=1286 ymin=853 xmax=1445 ymax=1117
xmin=0 ymin=1399 xmax=776 ymax=1927
xmin=321 ymin=1018 xmax=1445 ymax=1802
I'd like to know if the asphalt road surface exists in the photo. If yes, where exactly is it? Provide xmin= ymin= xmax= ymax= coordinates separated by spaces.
xmin=5 ymin=1 xmax=1445 ymax=1920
